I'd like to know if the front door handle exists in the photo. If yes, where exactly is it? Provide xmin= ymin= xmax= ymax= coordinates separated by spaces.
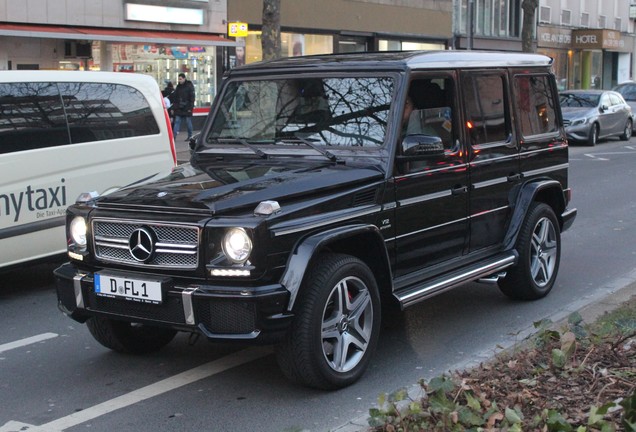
xmin=451 ymin=185 xmax=468 ymax=195
xmin=507 ymin=173 xmax=522 ymax=182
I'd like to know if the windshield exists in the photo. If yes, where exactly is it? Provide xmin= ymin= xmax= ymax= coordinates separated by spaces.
xmin=560 ymin=93 xmax=599 ymax=108
xmin=205 ymin=76 xmax=395 ymax=148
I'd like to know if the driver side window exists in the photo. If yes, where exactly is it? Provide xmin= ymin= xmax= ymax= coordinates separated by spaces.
xmin=401 ymin=77 xmax=456 ymax=174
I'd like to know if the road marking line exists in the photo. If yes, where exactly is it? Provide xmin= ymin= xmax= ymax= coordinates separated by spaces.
xmin=0 ymin=333 xmax=58 ymax=354
xmin=2 ymin=346 xmax=272 ymax=432
xmin=584 ymin=153 xmax=609 ymax=161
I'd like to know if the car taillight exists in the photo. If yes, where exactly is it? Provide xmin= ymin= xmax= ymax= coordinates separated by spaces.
xmin=161 ymin=94 xmax=177 ymax=166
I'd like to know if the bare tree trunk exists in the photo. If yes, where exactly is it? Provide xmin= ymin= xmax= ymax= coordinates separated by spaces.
xmin=261 ymin=0 xmax=281 ymax=61
xmin=521 ymin=0 xmax=539 ymax=53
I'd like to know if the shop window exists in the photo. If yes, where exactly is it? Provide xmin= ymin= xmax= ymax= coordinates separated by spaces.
xmin=243 ymin=32 xmax=333 ymax=65
xmin=105 ymin=44 xmax=218 ymax=107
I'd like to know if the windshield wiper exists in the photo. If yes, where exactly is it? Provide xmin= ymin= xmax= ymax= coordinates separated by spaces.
xmin=277 ymin=134 xmax=341 ymax=163
xmin=210 ymin=138 xmax=268 ymax=159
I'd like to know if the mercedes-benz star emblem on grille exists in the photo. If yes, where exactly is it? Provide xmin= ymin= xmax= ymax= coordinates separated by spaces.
xmin=128 ymin=227 xmax=155 ymax=262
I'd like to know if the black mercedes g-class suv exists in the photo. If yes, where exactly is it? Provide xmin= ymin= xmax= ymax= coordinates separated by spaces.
xmin=55 ymin=51 xmax=576 ymax=390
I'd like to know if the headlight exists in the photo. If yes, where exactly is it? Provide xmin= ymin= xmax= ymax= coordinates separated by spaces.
xmin=69 ymin=216 xmax=87 ymax=247
xmin=570 ymin=118 xmax=587 ymax=126
xmin=222 ymin=228 xmax=252 ymax=263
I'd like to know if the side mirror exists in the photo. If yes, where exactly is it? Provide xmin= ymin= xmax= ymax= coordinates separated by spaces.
xmin=188 ymin=133 xmax=199 ymax=151
xmin=600 ymin=104 xmax=609 ymax=112
xmin=401 ymin=135 xmax=444 ymax=158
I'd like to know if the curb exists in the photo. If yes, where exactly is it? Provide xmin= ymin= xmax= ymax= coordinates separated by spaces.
xmin=331 ymin=278 xmax=636 ymax=432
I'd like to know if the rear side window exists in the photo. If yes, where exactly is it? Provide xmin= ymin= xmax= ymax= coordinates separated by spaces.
xmin=514 ymin=74 xmax=558 ymax=137
xmin=0 ymin=82 xmax=69 ymax=153
xmin=463 ymin=73 xmax=510 ymax=145
xmin=59 ymin=82 xmax=159 ymax=144
xmin=0 ymin=82 xmax=160 ymax=154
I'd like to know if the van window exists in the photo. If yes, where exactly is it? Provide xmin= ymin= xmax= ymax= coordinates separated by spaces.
xmin=514 ymin=75 xmax=558 ymax=137
xmin=0 ymin=82 xmax=160 ymax=153
xmin=463 ymin=73 xmax=510 ymax=145
xmin=0 ymin=82 xmax=69 ymax=153
xmin=59 ymin=82 xmax=160 ymax=143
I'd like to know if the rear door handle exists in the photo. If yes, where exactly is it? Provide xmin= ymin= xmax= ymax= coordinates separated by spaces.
xmin=451 ymin=185 xmax=468 ymax=195
xmin=507 ymin=173 xmax=522 ymax=182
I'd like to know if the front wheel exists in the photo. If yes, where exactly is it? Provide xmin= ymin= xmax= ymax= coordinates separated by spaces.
xmin=587 ymin=123 xmax=599 ymax=146
xmin=86 ymin=316 xmax=177 ymax=354
xmin=499 ymin=203 xmax=561 ymax=300
xmin=276 ymin=254 xmax=381 ymax=390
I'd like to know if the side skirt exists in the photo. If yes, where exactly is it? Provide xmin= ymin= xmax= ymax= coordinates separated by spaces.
xmin=393 ymin=251 xmax=517 ymax=309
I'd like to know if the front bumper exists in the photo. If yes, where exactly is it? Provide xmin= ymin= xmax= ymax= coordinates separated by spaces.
xmin=54 ymin=263 xmax=293 ymax=343
xmin=564 ymin=124 xmax=592 ymax=142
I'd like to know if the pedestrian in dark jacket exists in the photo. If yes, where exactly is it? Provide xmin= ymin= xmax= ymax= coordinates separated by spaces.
xmin=169 ymin=73 xmax=195 ymax=140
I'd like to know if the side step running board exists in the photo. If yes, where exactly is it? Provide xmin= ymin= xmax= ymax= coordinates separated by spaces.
xmin=394 ymin=252 xmax=517 ymax=309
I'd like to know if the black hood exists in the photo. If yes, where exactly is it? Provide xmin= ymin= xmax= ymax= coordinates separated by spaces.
xmin=97 ymin=158 xmax=384 ymax=215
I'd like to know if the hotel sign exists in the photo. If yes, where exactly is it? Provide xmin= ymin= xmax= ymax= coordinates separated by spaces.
xmin=572 ymin=29 xmax=634 ymax=52
xmin=537 ymin=26 xmax=572 ymax=48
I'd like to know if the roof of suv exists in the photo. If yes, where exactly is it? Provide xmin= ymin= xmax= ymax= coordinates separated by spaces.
xmin=230 ymin=50 xmax=554 ymax=74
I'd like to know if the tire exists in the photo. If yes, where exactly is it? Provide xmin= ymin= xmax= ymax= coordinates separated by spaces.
xmin=620 ymin=119 xmax=633 ymax=141
xmin=86 ymin=316 xmax=177 ymax=354
xmin=587 ymin=123 xmax=598 ymax=146
xmin=499 ymin=203 xmax=561 ymax=301
xmin=276 ymin=253 xmax=381 ymax=390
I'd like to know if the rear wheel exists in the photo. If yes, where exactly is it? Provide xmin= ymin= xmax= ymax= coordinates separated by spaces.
xmin=276 ymin=253 xmax=380 ymax=390
xmin=499 ymin=203 xmax=561 ymax=300
xmin=587 ymin=123 xmax=599 ymax=146
xmin=86 ymin=316 xmax=177 ymax=354
xmin=620 ymin=119 xmax=633 ymax=141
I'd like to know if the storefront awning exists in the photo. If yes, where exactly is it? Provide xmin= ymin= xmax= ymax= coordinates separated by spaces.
xmin=0 ymin=23 xmax=240 ymax=47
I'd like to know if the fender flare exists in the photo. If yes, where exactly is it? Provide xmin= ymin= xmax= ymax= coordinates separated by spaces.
xmin=503 ymin=179 xmax=566 ymax=250
xmin=280 ymin=224 xmax=391 ymax=311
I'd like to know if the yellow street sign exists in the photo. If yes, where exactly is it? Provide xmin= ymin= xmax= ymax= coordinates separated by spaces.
xmin=228 ymin=22 xmax=248 ymax=37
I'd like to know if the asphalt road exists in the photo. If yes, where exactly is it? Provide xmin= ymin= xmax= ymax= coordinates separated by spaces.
xmin=2 ymin=139 xmax=636 ymax=432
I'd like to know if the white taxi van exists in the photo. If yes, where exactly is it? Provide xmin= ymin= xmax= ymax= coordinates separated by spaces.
xmin=0 ymin=71 xmax=176 ymax=270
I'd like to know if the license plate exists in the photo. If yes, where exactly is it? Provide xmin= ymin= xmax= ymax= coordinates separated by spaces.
xmin=95 ymin=273 xmax=163 ymax=304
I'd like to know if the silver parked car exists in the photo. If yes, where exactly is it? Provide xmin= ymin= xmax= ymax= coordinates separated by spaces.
xmin=560 ymin=89 xmax=633 ymax=146
xmin=612 ymin=81 xmax=636 ymax=130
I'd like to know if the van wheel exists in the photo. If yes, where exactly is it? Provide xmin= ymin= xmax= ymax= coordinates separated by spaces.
xmin=86 ymin=316 xmax=177 ymax=354
xmin=620 ymin=119 xmax=633 ymax=141
xmin=499 ymin=203 xmax=561 ymax=300
xmin=276 ymin=254 xmax=380 ymax=390
xmin=587 ymin=124 xmax=599 ymax=146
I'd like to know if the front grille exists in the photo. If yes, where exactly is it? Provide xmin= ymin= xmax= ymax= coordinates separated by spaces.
xmin=563 ymin=119 xmax=571 ymax=126
xmin=93 ymin=219 xmax=199 ymax=269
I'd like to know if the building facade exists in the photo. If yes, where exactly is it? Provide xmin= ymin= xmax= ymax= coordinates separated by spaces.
xmin=227 ymin=0 xmax=453 ymax=65
xmin=536 ymin=0 xmax=635 ymax=90
xmin=0 ymin=0 xmax=237 ymax=108
xmin=450 ymin=0 xmax=636 ymax=90
xmin=1 ymin=0 xmax=633 ymax=99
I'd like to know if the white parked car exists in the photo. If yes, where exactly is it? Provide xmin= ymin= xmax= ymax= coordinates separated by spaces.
xmin=0 ymin=71 xmax=177 ymax=270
